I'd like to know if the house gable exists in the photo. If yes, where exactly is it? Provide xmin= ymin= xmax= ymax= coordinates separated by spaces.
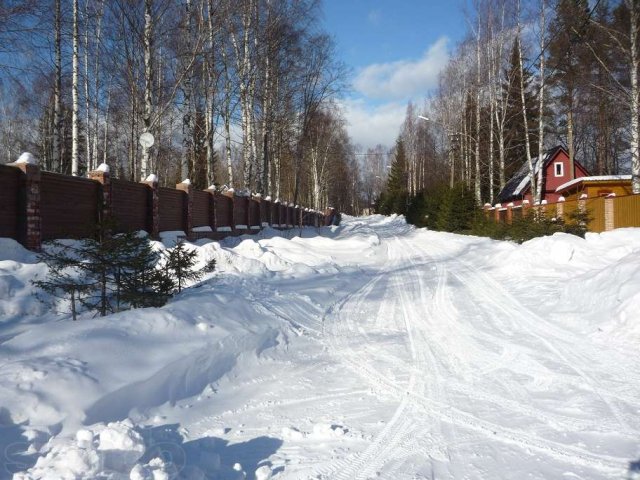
xmin=497 ymin=146 xmax=589 ymax=205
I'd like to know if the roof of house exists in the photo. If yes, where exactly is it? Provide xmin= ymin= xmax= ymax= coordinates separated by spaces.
xmin=555 ymin=175 xmax=632 ymax=193
xmin=496 ymin=146 xmax=565 ymax=203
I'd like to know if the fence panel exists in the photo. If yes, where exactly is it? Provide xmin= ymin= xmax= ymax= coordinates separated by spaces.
xmin=270 ymin=202 xmax=279 ymax=226
xmin=234 ymin=196 xmax=248 ymax=229
xmin=41 ymin=172 xmax=99 ymax=240
xmin=215 ymin=194 xmax=232 ymax=230
xmin=249 ymin=199 xmax=260 ymax=228
xmin=193 ymin=190 xmax=210 ymax=228
xmin=0 ymin=165 xmax=20 ymax=239
xmin=613 ymin=195 xmax=640 ymax=228
xmin=111 ymin=179 xmax=149 ymax=232
xmin=585 ymin=197 xmax=606 ymax=233
xmin=159 ymin=187 xmax=185 ymax=232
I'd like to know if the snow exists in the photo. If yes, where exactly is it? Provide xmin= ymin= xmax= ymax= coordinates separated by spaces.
xmin=556 ymin=175 xmax=632 ymax=192
xmin=95 ymin=163 xmax=110 ymax=173
xmin=192 ymin=226 xmax=212 ymax=233
xmin=180 ymin=178 xmax=191 ymax=185
xmin=144 ymin=174 xmax=158 ymax=183
xmin=15 ymin=152 xmax=37 ymax=165
xmin=1 ymin=216 xmax=640 ymax=479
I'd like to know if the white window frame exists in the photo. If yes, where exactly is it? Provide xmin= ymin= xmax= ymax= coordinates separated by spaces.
xmin=554 ymin=162 xmax=564 ymax=177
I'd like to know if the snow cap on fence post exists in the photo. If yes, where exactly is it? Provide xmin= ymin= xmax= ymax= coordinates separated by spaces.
xmin=88 ymin=164 xmax=112 ymax=228
xmin=10 ymin=152 xmax=41 ymax=250
xmin=604 ymin=194 xmax=616 ymax=231
xmin=176 ymin=178 xmax=193 ymax=238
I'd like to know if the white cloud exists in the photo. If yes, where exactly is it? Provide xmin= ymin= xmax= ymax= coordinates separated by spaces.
xmin=353 ymin=37 xmax=450 ymax=100
xmin=339 ymin=99 xmax=407 ymax=149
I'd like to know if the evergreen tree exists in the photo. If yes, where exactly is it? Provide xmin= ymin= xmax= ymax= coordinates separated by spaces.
xmin=502 ymin=38 xmax=539 ymax=180
xmin=32 ymin=243 xmax=92 ymax=321
xmin=162 ymin=241 xmax=216 ymax=293
xmin=379 ymin=137 xmax=409 ymax=215
xmin=547 ymin=0 xmax=592 ymax=171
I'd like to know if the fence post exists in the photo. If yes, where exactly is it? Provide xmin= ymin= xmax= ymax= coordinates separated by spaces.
xmin=494 ymin=203 xmax=501 ymax=223
xmin=206 ymin=186 xmax=217 ymax=231
xmin=605 ymin=194 xmax=616 ymax=231
xmin=483 ymin=203 xmax=491 ymax=220
xmin=556 ymin=196 xmax=565 ymax=220
xmin=223 ymin=190 xmax=235 ymax=232
xmin=176 ymin=179 xmax=193 ymax=238
xmin=142 ymin=174 xmax=159 ymax=238
xmin=88 ymin=164 xmax=111 ymax=226
xmin=10 ymin=154 xmax=41 ymax=251
xmin=578 ymin=193 xmax=587 ymax=215
xmin=506 ymin=203 xmax=514 ymax=224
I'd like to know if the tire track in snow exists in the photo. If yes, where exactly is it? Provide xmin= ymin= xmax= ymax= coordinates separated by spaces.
xmin=321 ymin=233 xmax=626 ymax=476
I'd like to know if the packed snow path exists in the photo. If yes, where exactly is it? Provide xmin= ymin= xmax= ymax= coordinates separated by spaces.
xmin=2 ymin=215 xmax=639 ymax=479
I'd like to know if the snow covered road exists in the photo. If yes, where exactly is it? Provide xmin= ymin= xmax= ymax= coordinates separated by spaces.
xmin=2 ymin=215 xmax=640 ymax=479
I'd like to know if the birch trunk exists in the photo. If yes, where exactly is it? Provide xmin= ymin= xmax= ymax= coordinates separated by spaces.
xmin=53 ymin=0 xmax=62 ymax=173
xmin=517 ymin=32 xmax=535 ymax=201
xmin=142 ymin=0 xmax=153 ymax=180
xmin=474 ymin=14 xmax=482 ymax=205
xmin=71 ymin=0 xmax=80 ymax=176
xmin=535 ymin=0 xmax=546 ymax=203
xmin=181 ymin=0 xmax=193 ymax=181
xmin=630 ymin=0 xmax=640 ymax=193
xmin=83 ymin=0 xmax=91 ymax=171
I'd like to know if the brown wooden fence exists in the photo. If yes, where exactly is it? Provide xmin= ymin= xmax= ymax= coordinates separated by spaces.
xmin=0 ymin=162 xmax=330 ymax=250
xmin=0 ymin=165 xmax=21 ymax=241
xmin=486 ymin=194 xmax=640 ymax=233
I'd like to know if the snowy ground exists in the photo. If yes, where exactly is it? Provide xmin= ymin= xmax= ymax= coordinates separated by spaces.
xmin=1 ymin=215 xmax=639 ymax=479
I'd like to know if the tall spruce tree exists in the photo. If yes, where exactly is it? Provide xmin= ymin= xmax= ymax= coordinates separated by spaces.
xmin=379 ymin=137 xmax=409 ymax=215
xmin=502 ymin=38 xmax=539 ymax=181
xmin=547 ymin=0 xmax=592 ymax=177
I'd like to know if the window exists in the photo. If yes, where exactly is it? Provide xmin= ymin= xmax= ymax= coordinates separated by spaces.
xmin=554 ymin=162 xmax=564 ymax=177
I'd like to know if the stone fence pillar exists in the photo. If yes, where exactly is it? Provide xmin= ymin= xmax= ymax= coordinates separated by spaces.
xmin=176 ymin=179 xmax=193 ymax=237
xmin=142 ymin=174 xmax=159 ymax=238
xmin=605 ymin=194 xmax=616 ymax=231
xmin=88 ymin=164 xmax=112 ymax=225
xmin=10 ymin=155 xmax=41 ymax=251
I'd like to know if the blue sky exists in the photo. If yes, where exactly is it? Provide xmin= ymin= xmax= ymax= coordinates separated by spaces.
xmin=322 ymin=1 xmax=469 ymax=149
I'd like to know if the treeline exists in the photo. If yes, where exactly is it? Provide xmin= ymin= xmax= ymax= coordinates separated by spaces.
xmin=0 ymin=0 xmax=361 ymax=213
xmin=379 ymin=0 xmax=640 ymax=215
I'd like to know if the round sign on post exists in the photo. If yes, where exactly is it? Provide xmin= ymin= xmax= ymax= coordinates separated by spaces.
xmin=139 ymin=132 xmax=155 ymax=149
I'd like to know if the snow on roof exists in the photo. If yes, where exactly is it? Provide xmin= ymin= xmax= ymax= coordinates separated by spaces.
xmin=145 ymin=173 xmax=158 ymax=183
xmin=15 ymin=152 xmax=38 ymax=165
xmin=96 ymin=163 xmax=110 ymax=173
xmin=555 ymin=175 xmax=632 ymax=192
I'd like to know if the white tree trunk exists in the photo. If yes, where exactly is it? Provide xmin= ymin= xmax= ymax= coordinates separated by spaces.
xmin=517 ymin=31 xmax=535 ymax=201
xmin=53 ymin=0 xmax=62 ymax=173
xmin=181 ymin=0 xmax=193 ymax=181
xmin=474 ymin=13 xmax=482 ymax=205
xmin=535 ymin=0 xmax=546 ymax=203
xmin=629 ymin=0 xmax=640 ymax=193
xmin=142 ymin=0 xmax=154 ymax=180
xmin=71 ymin=0 xmax=80 ymax=176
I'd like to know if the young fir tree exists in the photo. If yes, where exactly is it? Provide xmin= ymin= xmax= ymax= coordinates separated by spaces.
xmin=32 ymin=242 xmax=92 ymax=321
xmin=379 ymin=137 xmax=409 ymax=215
xmin=163 ymin=241 xmax=216 ymax=294
xmin=33 ymin=227 xmax=174 ymax=318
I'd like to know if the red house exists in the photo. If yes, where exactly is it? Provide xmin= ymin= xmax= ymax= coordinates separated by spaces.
xmin=496 ymin=146 xmax=590 ymax=206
